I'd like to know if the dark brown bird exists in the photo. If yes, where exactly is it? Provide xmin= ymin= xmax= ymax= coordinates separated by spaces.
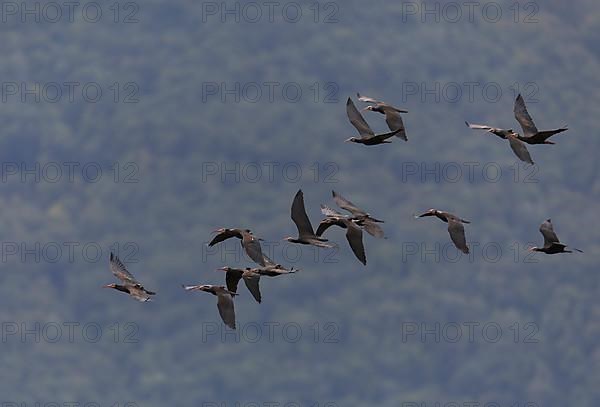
xmin=331 ymin=190 xmax=385 ymax=238
xmin=416 ymin=209 xmax=471 ymax=254
xmin=514 ymin=94 xmax=568 ymax=144
xmin=217 ymin=267 xmax=262 ymax=304
xmin=316 ymin=205 xmax=367 ymax=265
xmin=260 ymin=254 xmax=298 ymax=274
xmin=529 ymin=219 xmax=583 ymax=254
xmin=182 ymin=284 xmax=237 ymax=329
xmin=103 ymin=252 xmax=156 ymax=302
xmin=345 ymin=97 xmax=402 ymax=145
xmin=209 ymin=228 xmax=266 ymax=266
xmin=465 ymin=121 xmax=534 ymax=165
xmin=284 ymin=189 xmax=334 ymax=248
xmin=357 ymin=93 xmax=408 ymax=141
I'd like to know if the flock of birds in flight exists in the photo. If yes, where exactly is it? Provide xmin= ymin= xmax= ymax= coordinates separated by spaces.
xmin=103 ymin=92 xmax=581 ymax=329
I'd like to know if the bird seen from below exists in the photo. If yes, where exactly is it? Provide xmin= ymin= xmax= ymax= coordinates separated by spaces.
xmin=415 ymin=209 xmax=471 ymax=254
xmin=209 ymin=227 xmax=266 ymax=266
xmin=331 ymin=190 xmax=385 ymax=238
xmin=465 ymin=121 xmax=534 ymax=165
xmin=529 ymin=219 xmax=583 ymax=254
xmin=217 ymin=267 xmax=262 ymax=304
xmin=103 ymin=252 xmax=156 ymax=302
xmin=284 ymin=189 xmax=334 ymax=248
xmin=345 ymin=97 xmax=403 ymax=145
xmin=317 ymin=205 xmax=367 ymax=265
xmin=514 ymin=94 xmax=568 ymax=144
xmin=182 ymin=284 xmax=237 ymax=329
xmin=357 ymin=93 xmax=408 ymax=141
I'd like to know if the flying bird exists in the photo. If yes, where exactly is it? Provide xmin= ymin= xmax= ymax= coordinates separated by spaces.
xmin=182 ymin=284 xmax=237 ymax=329
xmin=514 ymin=94 xmax=568 ymax=144
xmin=284 ymin=189 xmax=334 ymax=248
xmin=209 ymin=228 xmax=266 ymax=266
xmin=529 ymin=219 xmax=583 ymax=254
xmin=260 ymin=254 xmax=298 ymax=274
xmin=345 ymin=97 xmax=402 ymax=145
xmin=415 ymin=209 xmax=471 ymax=254
xmin=331 ymin=190 xmax=385 ymax=238
xmin=217 ymin=267 xmax=262 ymax=304
xmin=357 ymin=93 xmax=408 ymax=141
xmin=316 ymin=205 xmax=367 ymax=265
xmin=465 ymin=121 xmax=534 ymax=165
xmin=103 ymin=253 xmax=156 ymax=302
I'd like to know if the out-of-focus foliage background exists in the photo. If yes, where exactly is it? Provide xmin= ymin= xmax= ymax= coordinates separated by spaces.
xmin=0 ymin=0 xmax=598 ymax=405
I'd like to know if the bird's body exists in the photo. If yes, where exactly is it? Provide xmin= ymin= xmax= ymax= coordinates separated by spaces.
xmin=530 ymin=219 xmax=583 ymax=254
xmin=345 ymin=98 xmax=402 ymax=145
xmin=285 ymin=189 xmax=334 ymax=248
xmin=218 ymin=267 xmax=262 ymax=304
xmin=103 ymin=253 xmax=156 ymax=302
xmin=316 ymin=205 xmax=367 ymax=265
xmin=357 ymin=93 xmax=408 ymax=141
xmin=209 ymin=228 xmax=266 ymax=266
xmin=514 ymin=94 xmax=568 ymax=144
xmin=182 ymin=284 xmax=237 ymax=329
xmin=331 ymin=190 xmax=385 ymax=238
xmin=416 ymin=209 xmax=471 ymax=254
xmin=465 ymin=121 xmax=534 ymax=165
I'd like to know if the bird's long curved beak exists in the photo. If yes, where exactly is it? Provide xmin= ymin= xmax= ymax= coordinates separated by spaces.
xmin=344 ymin=138 xmax=353 ymax=143
xmin=461 ymin=219 xmax=471 ymax=224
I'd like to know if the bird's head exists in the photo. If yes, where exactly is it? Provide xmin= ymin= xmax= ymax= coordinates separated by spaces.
xmin=102 ymin=283 xmax=117 ymax=289
xmin=527 ymin=246 xmax=541 ymax=252
xmin=213 ymin=227 xmax=227 ymax=234
xmin=344 ymin=137 xmax=358 ymax=143
xmin=361 ymin=106 xmax=375 ymax=112
xmin=282 ymin=236 xmax=295 ymax=242
xmin=217 ymin=266 xmax=232 ymax=272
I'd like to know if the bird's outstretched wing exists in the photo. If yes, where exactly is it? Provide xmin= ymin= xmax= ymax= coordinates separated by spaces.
xmin=109 ymin=253 xmax=140 ymax=285
xmin=539 ymin=219 xmax=560 ymax=246
xmin=465 ymin=121 xmax=494 ymax=130
xmin=345 ymin=221 xmax=366 ymax=265
xmin=291 ymin=190 xmax=316 ymax=237
xmin=242 ymin=273 xmax=262 ymax=304
xmin=241 ymin=232 xmax=265 ymax=266
xmin=316 ymin=217 xmax=343 ymax=237
xmin=447 ymin=219 xmax=469 ymax=254
xmin=361 ymin=219 xmax=385 ymax=238
xmin=321 ymin=204 xmax=344 ymax=217
xmin=332 ymin=190 xmax=368 ymax=217
xmin=346 ymin=98 xmax=374 ymax=137
xmin=182 ymin=284 xmax=206 ymax=291
xmin=384 ymin=111 xmax=407 ymax=140
xmin=225 ymin=269 xmax=244 ymax=294
xmin=357 ymin=93 xmax=380 ymax=104
xmin=216 ymin=293 xmax=236 ymax=329
xmin=208 ymin=229 xmax=241 ymax=246
xmin=514 ymin=94 xmax=538 ymax=138
xmin=507 ymin=134 xmax=534 ymax=165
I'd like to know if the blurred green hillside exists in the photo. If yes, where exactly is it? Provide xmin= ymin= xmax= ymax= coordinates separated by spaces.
xmin=0 ymin=0 xmax=598 ymax=405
